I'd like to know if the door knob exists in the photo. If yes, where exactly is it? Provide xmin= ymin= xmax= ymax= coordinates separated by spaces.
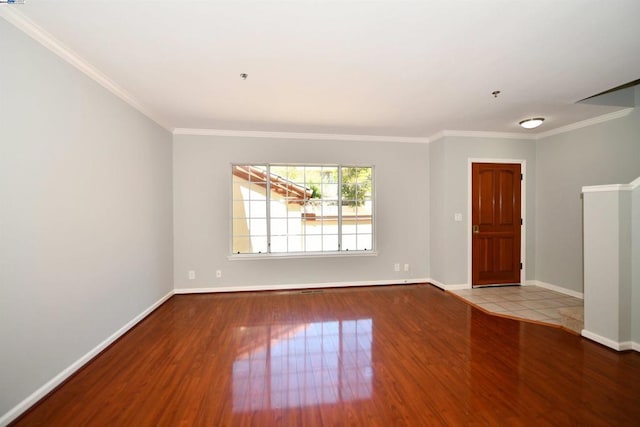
xmin=472 ymin=225 xmax=479 ymax=234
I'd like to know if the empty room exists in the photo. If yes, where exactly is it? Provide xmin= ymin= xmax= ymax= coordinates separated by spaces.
xmin=1 ymin=1 xmax=639 ymax=425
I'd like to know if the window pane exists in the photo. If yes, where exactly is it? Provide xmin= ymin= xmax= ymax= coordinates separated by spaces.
xmin=303 ymin=219 xmax=322 ymax=235
xmin=341 ymin=219 xmax=357 ymax=235
xmin=305 ymin=235 xmax=322 ymax=252
xmin=305 ymin=166 xmax=323 ymax=185
xmin=356 ymin=234 xmax=372 ymax=251
xmin=323 ymin=235 xmax=339 ymax=251
xmin=251 ymin=236 xmax=268 ymax=254
xmin=322 ymin=183 xmax=338 ymax=200
xmin=342 ymin=234 xmax=357 ymax=251
xmin=232 ymin=218 xmax=249 ymax=234
xmin=232 ymin=200 xmax=246 ymax=217
xmin=250 ymin=200 xmax=266 ymax=217
xmin=270 ymin=218 xmax=288 ymax=235
xmin=287 ymin=218 xmax=302 ymax=234
xmin=356 ymin=221 xmax=372 ymax=234
xmin=288 ymin=234 xmax=303 ymax=252
xmin=268 ymin=198 xmax=285 ymax=216
xmin=232 ymin=236 xmax=253 ymax=254
xmin=270 ymin=236 xmax=288 ymax=253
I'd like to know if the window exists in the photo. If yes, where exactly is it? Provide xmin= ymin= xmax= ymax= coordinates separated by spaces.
xmin=232 ymin=164 xmax=374 ymax=255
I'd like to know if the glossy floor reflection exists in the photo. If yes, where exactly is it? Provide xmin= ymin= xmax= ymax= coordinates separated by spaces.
xmin=12 ymin=284 xmax=640 ymax=426
xmin=232 ymin=319 xmax=372 ymax=411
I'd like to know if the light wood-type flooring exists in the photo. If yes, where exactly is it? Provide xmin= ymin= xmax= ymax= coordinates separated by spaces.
xmin=12 ymin=284 xmax=640 ymax=426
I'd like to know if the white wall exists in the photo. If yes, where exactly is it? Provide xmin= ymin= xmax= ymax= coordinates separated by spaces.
xmin=429 ymin=136 xmax=536 ymax=286
xmin=173 ymin=134 xmax=429 ymax=290
xmin=582 ymin=189 xmax=632 ymax=346
xmin=582 ymin=179 xmax=638 ymax=350
xmin=0 ymin=19 xmax=173 ymax=421
xmin=536 ymin=92 xmax=640 ymax=294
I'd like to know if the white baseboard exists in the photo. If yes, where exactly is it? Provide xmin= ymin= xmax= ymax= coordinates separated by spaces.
xmin=581 ymin=329 xmax=639 ymax=352
xmin=0 ymin=290 xmax=175 ymax=427
xmin=175 ymin=278 xmax=431 ymax=294
xmin=526 ymin=280 xmax=583 ymax=299
xmin=427 ymin=278 xmax=470 ymax=291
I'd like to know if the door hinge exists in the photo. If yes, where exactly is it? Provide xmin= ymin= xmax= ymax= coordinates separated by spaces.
xmin=520 ymin=262 xmax=523 ymax=270
xmin=521 ymin=218 xmax=523 ymax=225
xmin=520 ymin=173 xmax=523 ymax=180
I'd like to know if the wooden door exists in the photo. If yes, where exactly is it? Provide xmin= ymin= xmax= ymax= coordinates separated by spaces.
xmin=472 ymin=163 xmax=521 ymax=286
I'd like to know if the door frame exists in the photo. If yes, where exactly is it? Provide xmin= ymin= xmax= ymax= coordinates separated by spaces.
xmin=467 ymin=158 xmax=526 ymax=288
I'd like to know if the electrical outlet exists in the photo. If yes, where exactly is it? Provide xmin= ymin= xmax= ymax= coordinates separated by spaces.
xmin=394 ymin=263 xmax=400 ymax=272
xmin=404 ymin=263 xmax=410 ymax=272
xmin=188 ymin=270 xmax=196 ymax=280
xmin=216 ymin=270 xmax=222 ymax=278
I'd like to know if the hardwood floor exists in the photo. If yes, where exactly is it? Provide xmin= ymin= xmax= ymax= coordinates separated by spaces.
xmin=12 ymin=284 xmax=640 ymax=426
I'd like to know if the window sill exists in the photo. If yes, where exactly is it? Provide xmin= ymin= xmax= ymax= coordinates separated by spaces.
xmin=228 ymin=251 xmax=378 ymax=261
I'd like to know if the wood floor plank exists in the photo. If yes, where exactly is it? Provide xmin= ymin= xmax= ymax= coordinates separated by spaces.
xmin=11 ymin=284 xmax=640 ymax=426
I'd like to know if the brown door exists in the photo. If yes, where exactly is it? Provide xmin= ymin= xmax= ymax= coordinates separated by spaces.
xmin=472 ymin=163 xmax=521 ymax=286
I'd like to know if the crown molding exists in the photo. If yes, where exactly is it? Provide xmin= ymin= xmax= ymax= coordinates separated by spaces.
xmin=172 ymin=128 xmax=431 ymax=144
xmin=427 ymin=130 xmax=536 ymax=143
xmin=427 ymin=108 xmax=635 ymax=143
xmin=0 ymin=7 xmax=171 ymax=132
xmin=176 ymin=106 xmax=634 ymax=143
xmin=534 ymin=108 xmax=634 ymax=140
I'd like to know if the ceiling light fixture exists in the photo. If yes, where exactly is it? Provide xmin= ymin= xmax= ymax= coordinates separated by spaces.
xmin=519 ymin=117 xmax=545 ymax=129
xmin=240 ymin=73 xmax=248 ymax=80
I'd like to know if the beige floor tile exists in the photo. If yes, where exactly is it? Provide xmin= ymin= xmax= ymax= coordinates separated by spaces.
xmin=521 ymin=286 xmax=547 ymax=292
xmin=518 ymin=299 xmax=562 ymax=310
xmin=450 ymin=285 xmax=583 ymax=330
xmin=535 ymin=308 xmax=563 ymax=319
xmin=496 ymin=301 xmax=528 ymax=311
xmin=538 ymin=299 xmax=570 ymax=308
xmin=501 ymin=294 xmax=530 ymax=302
xmin=557 ymin=297 xmax=583 ymax=307
xmin=523 ymin=291 xmax=562 ymax=300
xmin=477 ymin=303 xmax=509 ymax=313
xmin=463 ymin=295 xmax=492 ymax=304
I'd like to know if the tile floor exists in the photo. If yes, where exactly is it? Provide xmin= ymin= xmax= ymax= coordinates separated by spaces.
xmin=451 ymin=285 xmax=584 ymax=333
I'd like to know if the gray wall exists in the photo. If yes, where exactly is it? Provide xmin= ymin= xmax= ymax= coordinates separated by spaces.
xmin=429 ymin=136 xmax=536 ymax=286
xmin=536 ymin=92 xmax=640 ymax=293
xmin=428 ymin=139 xmax=446 ymax=282
xmin=633 ymin=185 xmax=640 ymax=344
xmin=0 ymin=20 xmax=173 ymax=418
xmin=173 ymin=134 xmax=429 ymax=289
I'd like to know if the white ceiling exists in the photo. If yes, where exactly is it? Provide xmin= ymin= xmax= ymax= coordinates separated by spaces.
xmin=3 ymin=0 xmax=640 ymax=138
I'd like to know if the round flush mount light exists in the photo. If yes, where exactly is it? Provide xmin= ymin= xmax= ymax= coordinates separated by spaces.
xmin=519 ymin=117 xmax=545 ymax=129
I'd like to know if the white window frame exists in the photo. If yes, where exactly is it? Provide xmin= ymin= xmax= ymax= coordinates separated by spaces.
xmin=229 ymin=163 xmax=376 ymax=260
